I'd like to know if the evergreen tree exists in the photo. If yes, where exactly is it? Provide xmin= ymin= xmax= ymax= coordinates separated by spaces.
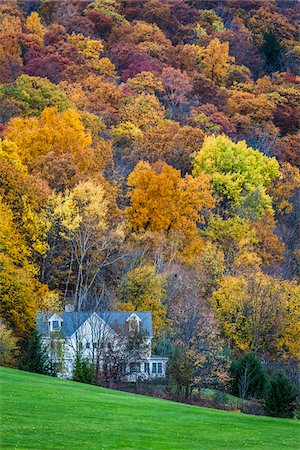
xmin=72 ymin=349 xmax=95 ymax=385
xmin=261 ymin=32 xmax=283 ymax=73
xmin=264 ymin=373 xmax=297 ymax=418
xmin=230 ymin=353 xmax=266 ymax=399
xmin=20 ymin=329 xmax=49 ymax=374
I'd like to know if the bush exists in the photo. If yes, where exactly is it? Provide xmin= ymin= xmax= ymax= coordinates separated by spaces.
xmin=264 ymin=373 xmax=297 ymax=418
xmin=230 ymin=353 xmax=266 ymax=400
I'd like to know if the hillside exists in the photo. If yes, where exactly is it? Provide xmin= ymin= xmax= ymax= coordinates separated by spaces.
xmin=0 ymin=367 xmax=299 ymax=449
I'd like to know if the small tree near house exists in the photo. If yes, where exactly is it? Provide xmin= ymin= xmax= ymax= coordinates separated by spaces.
xmin=96 ymin=328 xmax=150 ymax=387
xmin=73 ymin=346 xmax=95 ymax=384
xmin=20 ymin=329 xmax=49 ymax=375
xmin=167 ymin=347 xmax=196 ymax=398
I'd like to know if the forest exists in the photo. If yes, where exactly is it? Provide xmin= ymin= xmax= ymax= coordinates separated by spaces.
xmin=0 ymin=0 xmax=299 ymax=416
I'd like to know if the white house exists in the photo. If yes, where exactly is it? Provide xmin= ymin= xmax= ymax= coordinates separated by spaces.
xmin=36 ymin=311 xmax=168 ymax=382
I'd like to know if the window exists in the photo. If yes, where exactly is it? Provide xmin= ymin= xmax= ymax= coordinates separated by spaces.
xmin=107 ymin=342 xmax=112 ymax=351
xmin=158 ymin=362 xmax=162 ymax=374
xmin=127 ymin=314 xmax=140 ymax=333
xmin=86 ymin=342 xmax=90 ymax=349
xmin=51 ymin=320 xmax=60 ymax=331
xmin=144 ymin=362 xmax=150 ymax=374
xmin=93 ymin=342 xmax=97 ymax=349
xmin=152 ymin=363 xmax=157 ymax=374
xmin=130 ymin=362 xmax=141 ymax=373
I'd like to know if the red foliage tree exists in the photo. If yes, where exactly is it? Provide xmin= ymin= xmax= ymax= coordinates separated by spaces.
xmin=24 ymin=53 xmax=74 ymax=83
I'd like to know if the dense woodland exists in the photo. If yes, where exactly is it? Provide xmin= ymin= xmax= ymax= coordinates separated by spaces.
xmin=0 ymin=0 xmax=299 ymax=414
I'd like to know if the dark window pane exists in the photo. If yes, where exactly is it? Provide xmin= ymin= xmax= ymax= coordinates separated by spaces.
xmin=52 ymin=320 xmax=59 ymax=330
xmin=130 ymin=362 xmax=140 ymax=373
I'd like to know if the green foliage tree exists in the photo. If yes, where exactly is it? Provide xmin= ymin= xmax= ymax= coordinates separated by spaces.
xmin=193 ymin=135 xmax=279 ymax=219
xmin=0 ymin=75 xmax=73 ymax=118
xmin=167 ymin=347 xmax=196 ymax=398
xmin=264 ymin=373 xmax=297 ymax=418
xmin=20 ymin=329 xmax=49 ymax=375
xmin=230 ymin=353 xmax=266 ymax=400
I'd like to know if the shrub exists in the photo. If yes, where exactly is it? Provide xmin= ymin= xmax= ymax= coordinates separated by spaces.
xmin=264 ymin=373 xmax=297 ymax=418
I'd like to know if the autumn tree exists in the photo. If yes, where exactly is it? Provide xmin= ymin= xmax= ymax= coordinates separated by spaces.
xmin=160 ymin=67 xmax=193 ymax=119
xmin=117 ymin=264 xmax=167 ymax=333
xmin=120 ymin=93 xmax=165 ymax=130
xmin=50 ymin=181 xmax=124 ymax=309
xmin=25 ymin=12 xmax=46 ymax=43
xmin=61 ymin=75 xmax=124 ymax=123
xmin=25 ymin=52 xmax=75 ymax=84
xmin=166 ymin=266 xmax=230 ymax=389
xmin=4 ymin=107 xmax=108 ymax=174
xmin=0 ymin=197 xmax=45 ymax=337
xmin=126 ymin=71 xmax=163 ymax=95
xmin=202 ymin=38 xmax=232 ymax=84
xmin=0 ymin=322 xmax=19 ymax=367
xmin=227 ymin=90 xmax=277 ymax=138
xmin=127 ymin=161 xmax=214 ymax=239
xmin=211 ymin=273 xmax=300 ymax=358
xmin=132 ymin=120 xmax=205 ymax=171
xmin=204 ymin=215 xmax=258 ymax=274
xmin=0 ymin=35 xmax=23 ymax=83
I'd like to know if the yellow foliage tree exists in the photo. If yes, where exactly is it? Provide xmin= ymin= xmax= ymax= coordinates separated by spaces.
xmin=120 ymin=94 xmax=165 ymax=130
xmin=203 ymin=38 xmax=232 ymax=84
xmin=0 ymin=139 xmax=26 ymax=172
xmin=211 ymin=273 xmax=300 ymax=358
xmin=4 ymin=107 xmax=97 ymax=172
xmin=117 ymin=264 xmax=167 ymax=334
xmin=0 ymin=197 xmax=49 ymax=337
xmin=126 ymin=71 xmax=164 ymax=95
xmin=52 ymin=181 xmax=124 ymax=309
xmin=25 ymin=12 xmax=46 ymax=42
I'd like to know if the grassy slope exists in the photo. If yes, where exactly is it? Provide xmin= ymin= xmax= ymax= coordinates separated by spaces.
xmin=0 ymin=367 xmax=299 ymax=450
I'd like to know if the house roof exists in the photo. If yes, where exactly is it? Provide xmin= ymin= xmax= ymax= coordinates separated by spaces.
xmin=36 ymin=311 xmax=153 ymax=338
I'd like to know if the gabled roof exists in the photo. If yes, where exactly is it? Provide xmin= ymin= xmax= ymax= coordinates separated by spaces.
xmin=36 ymin=311 xmax=153 ymax=338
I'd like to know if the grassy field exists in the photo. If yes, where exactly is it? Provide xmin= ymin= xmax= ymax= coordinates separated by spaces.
xmin=0 ymin=367 xmax=299 ymax=449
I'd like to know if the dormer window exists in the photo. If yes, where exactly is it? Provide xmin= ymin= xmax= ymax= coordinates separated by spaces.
xmin=49 ymin=314 xmax=63 ymax=332
xmin=126 ymin=313 xmax=141 ymax=333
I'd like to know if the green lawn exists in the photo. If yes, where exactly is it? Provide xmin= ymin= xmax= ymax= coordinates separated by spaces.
xmin=0 ymin=367 xmax=299 ymax=449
